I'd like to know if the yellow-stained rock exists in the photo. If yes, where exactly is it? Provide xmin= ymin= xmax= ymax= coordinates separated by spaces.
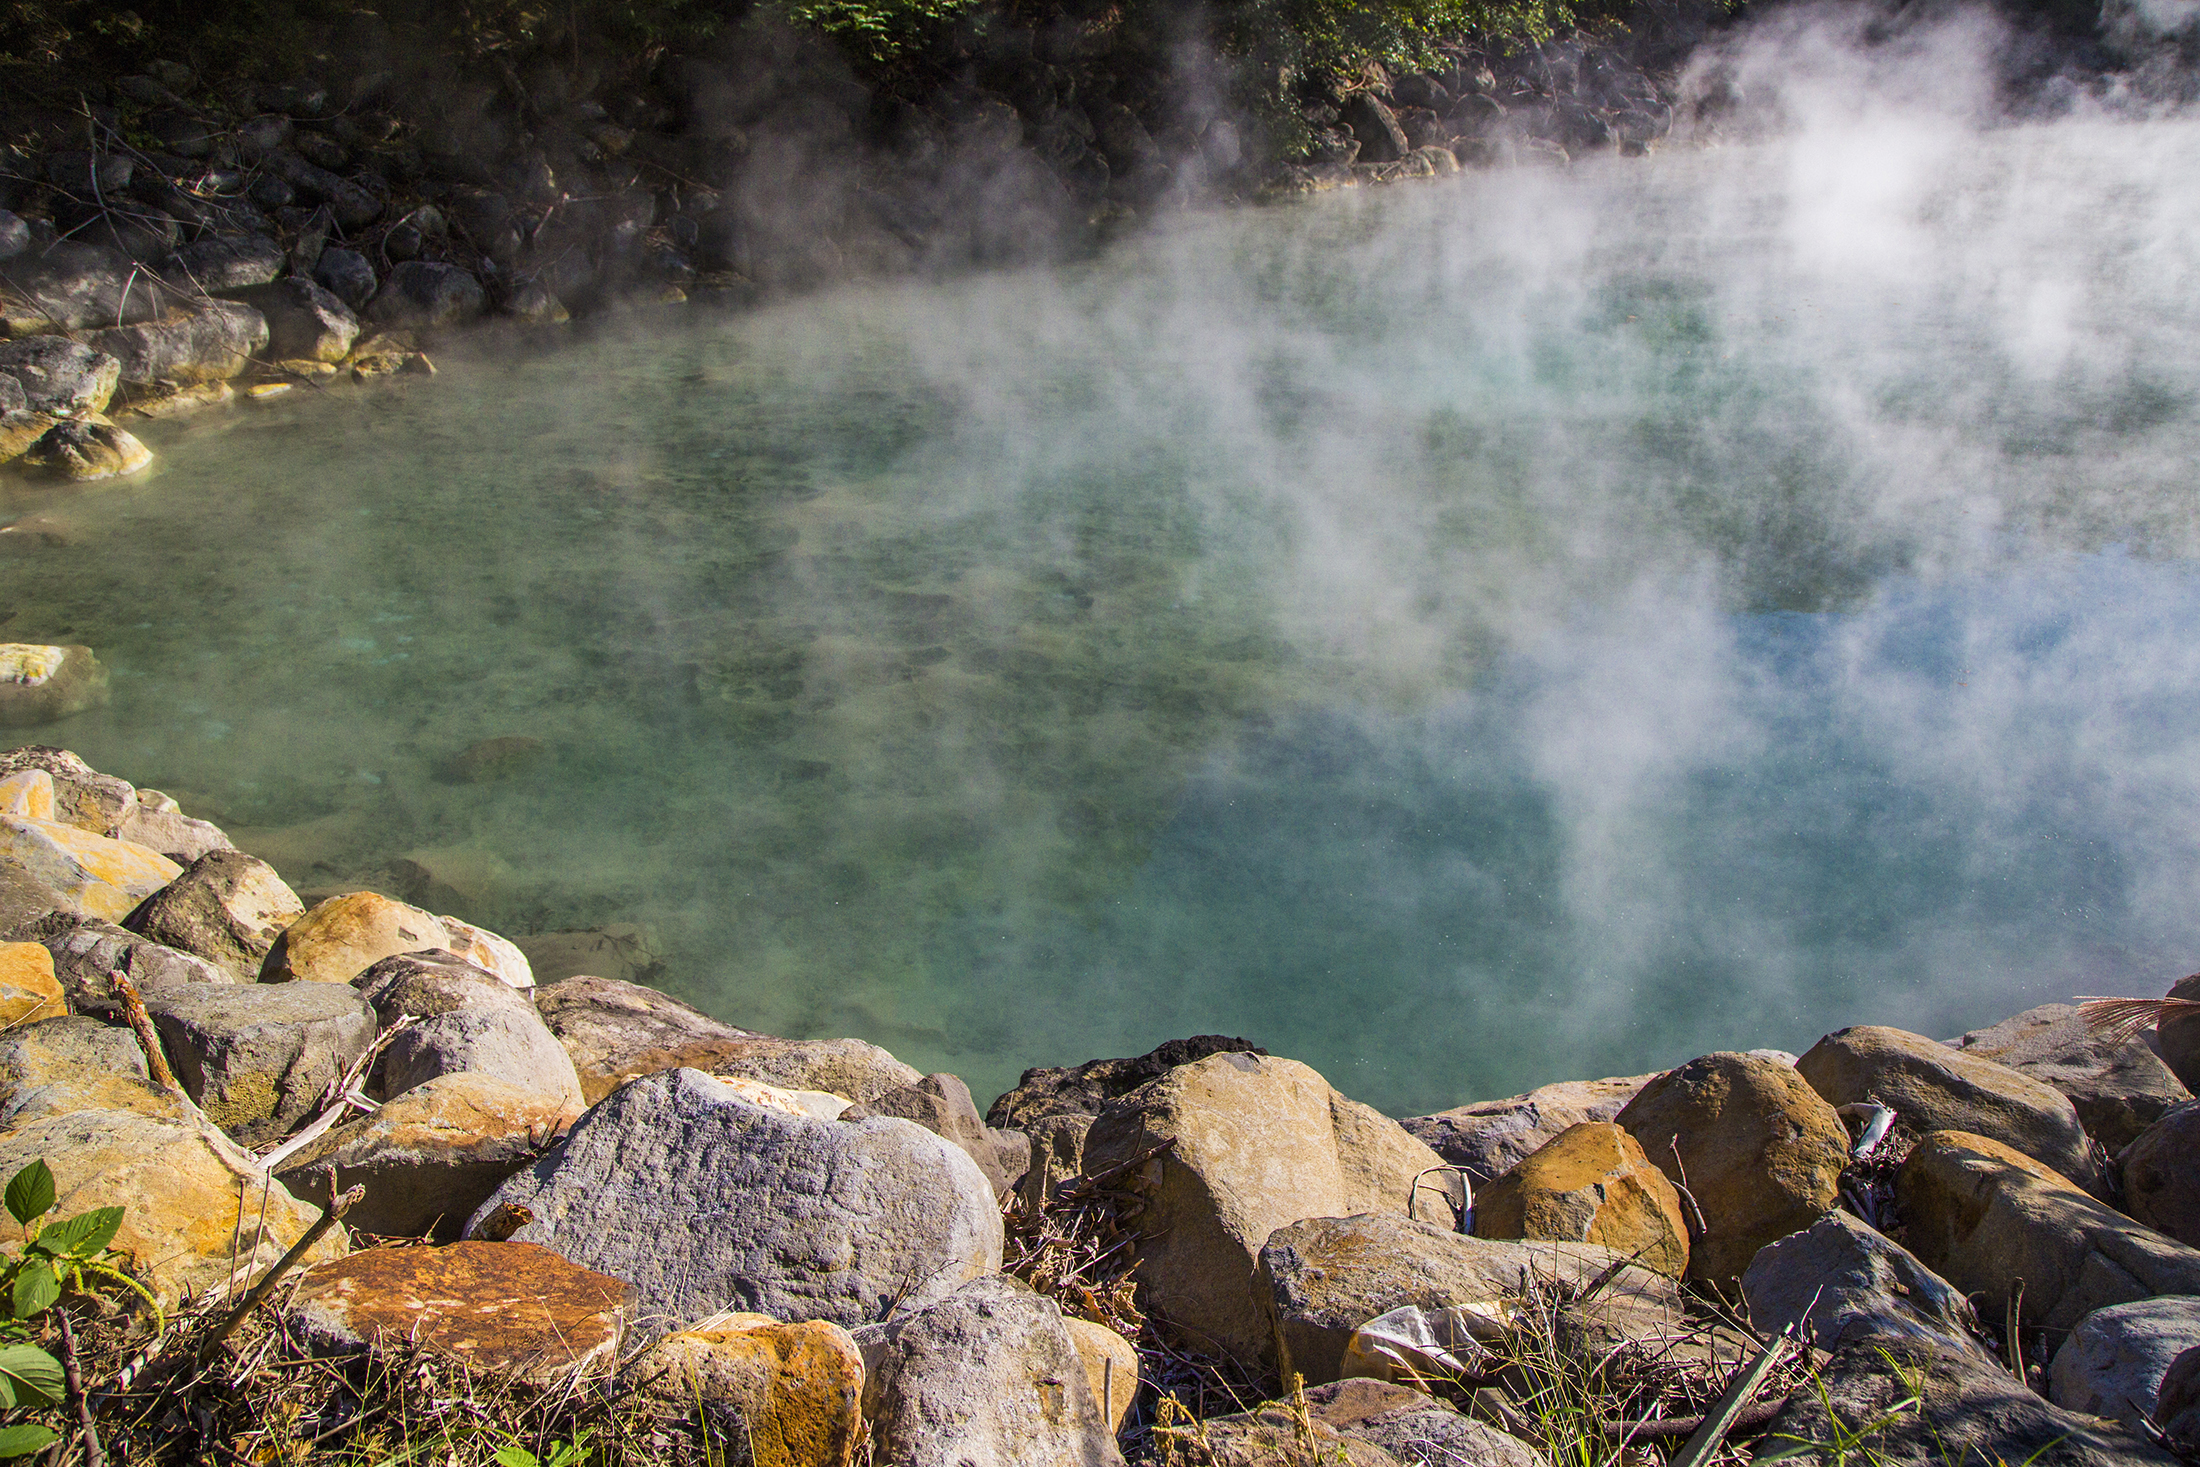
xmin=441 ymin=916 xmax=534 ymax=990
xmin=0 ymin=1107 xmax=345 ymax=1308
xmin=1473 ymin=1121 xmax=1690 ymax=1279
xmin=0 ymin=1016 xmax=190 ymax=1127
xmin=0 ymin=770 xmax=54 ymax=820
xmin=1063 ymin=1317 xmax=1140 ymax=1431
xmin=0 ymin=816 xmax=181 ymax=921
xmin=0 ymin=646 xmax=112 ymax=727
xmin=259 ymin=890 xmax=451 ymax=983
xmin=634 ymin=1313 xmax=866 ymax=1467
xmin=0 ymin=942 xmax=65 ymax=1028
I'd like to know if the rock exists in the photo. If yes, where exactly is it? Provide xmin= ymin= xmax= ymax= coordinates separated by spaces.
xmin=312 ymin=247 xmax=376 ymax=311
xmin=1613 ymin=1051 xmax=1848 ymax=1285
xmin=1740 ymin=1210 xmax=1989 ymax=1358
xmin=1897 ymin=1130 xmax=2200 ymax=1332
xmin=0 ymin=648 xmax=111 ymax=728
xmin=0 ymin=769 xmax=49 ymax=817
xmin=1082 ymin=1052 xmax=1460 ymax=1364
xmin=288 ymin=1241 xmax=626 ymax=1383
xmin=511 ymin=925 xmax=664 ymax=986
xmin=261 ymin=890 xmax=452 ymax=983
xmin=1800 ymin=1025 xmax=2104 ymax=1193
xmin=0 ymin=406 xmax=48 ymax=467
xmin=1187 ymin=1404 xmax=1402 ymax=1467
xmin=2160 ymin=1348 xmax=2200 ymax=1452
xmin=126 ymin=381 xmax=233 ymax=419
xmin=511 ymin=281 xmax=569 ymax=324
xmin=1471 ymin=1121 xmax=1688 ymax=1279
xmin=440 ymin=917 xmax=534 ymax=990
xmin=0 ymin=1108 xmax=344 ymax=1308
xmin=85 ymin=300 xmax=269 ymax=386
xmin=1768 ymin=1336 xmax=2179 ymax=1467
xmin=2115 ymin=1103 xmax=2200 ymax=1248
xmin=260 ymin=152 xmax=381 ymax=230
xmin=0 ymin=813 xmax=178 ymax=922
xmin=1344 ymin=94 xmax=1411 ymax=164
xmin=1257 ymin=1212 xmax=1680 ymax=1384
xmin=1018 ymin=1112 xmax=1095 ymax=1209
xmin=440 ymin=734 xmax=546 ymax=783
xmin=531 ymin=972 xmax=921 ymax=1103
xmin=630 ymin=1314 xmax=866 ymax=1467
xmin=988 ymin=1034 xmax=1265 ymax=1129
xmin=366 ymin=261 xmax=485 ymax=330
xmin=466 ymin=1067 xmax=1003 ymax=1333
xmin=1062 ymin=1317 xmax=1139 ymax=1431
xmin=1304 ymin=1379 xmax=1547 ymax=1467
xmin=2049 ymin=1298 xmax=2200 ymax=1432
xmin=2159 ymin=973 xmax=2200 ymax=1095
xmin=1949 ymin=1003 xmax=2191 ymax=1152
xmin=147 ymin=980 xmax=377 ymax=1145
xmin=0 ymin=209 xmax=26 ymax=262
xmin=1402 ymin=1073 xmax=1655 ymax=1184
xmin=1 ymin=240 xmax=172 ymax=330
xmin=0 ymin=337 xmax=120 ymax=415
xmin=0 ymin=1015 xmax=186 ymax=1126
xmin=0 ymin=941 xmax=63 ymax=1027
xmin=123 ymin=849 xmax=303 ymax=983
xmin=273 ymin=1072 xmax=574 ymax=1239
xmin=233 ymin=277 xmax=359 ymax=362
xmin=862 ymin=1275 xmax=1125 ymax=1467
xmin=160 ymin=234 xmax=284 ymax=293
xmin=0 ymin=748 xmax=132 ymax=834
xmin=12 ymin=911 xmax=232 ymax=1016
xmin=353 ymin=950 xmax=582 ymax=1110
xmin=23 ymin=416 xmax=154 ymax=481
xmin=113 ymin=801 xmax=232 ymax=863
xmin=843 ymin=1073 xmax=1029 ymax=1197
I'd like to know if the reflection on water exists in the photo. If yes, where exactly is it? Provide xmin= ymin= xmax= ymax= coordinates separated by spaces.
xmin=9 ymin=113 xmax=2200 ymax=1113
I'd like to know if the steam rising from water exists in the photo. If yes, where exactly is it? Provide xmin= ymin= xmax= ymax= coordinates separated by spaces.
xmin=11 ymin=8 xmax=2200 ymax=1111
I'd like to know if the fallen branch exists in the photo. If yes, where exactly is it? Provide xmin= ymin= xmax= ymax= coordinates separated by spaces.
xmin=110 ymin=971 xmax=266 ymax=1183
xmin=195 ymin=1178 xmax=364 ymax=1367
xmin=1668 ymin=1333 xmax=1790 ymax=1467
xmin=1603 ymin=1397 xmax=1788 ymax=1441
xmin=58 ymin=1308 xmax=105 ymax=1467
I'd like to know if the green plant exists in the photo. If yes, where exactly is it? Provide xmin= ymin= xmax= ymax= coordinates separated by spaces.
xmin=495 ymin=1427 xmax=594 ymax=1467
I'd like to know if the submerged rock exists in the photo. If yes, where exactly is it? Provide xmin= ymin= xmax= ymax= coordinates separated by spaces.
xmin=23 ymin=416 xmax=153 ymax=481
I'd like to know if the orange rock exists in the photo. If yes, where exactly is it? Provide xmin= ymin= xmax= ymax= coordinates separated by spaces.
xmin=0 ymin=770 xmax=55 ymax=820
xmin=0 ymin=941 xmax=64 ymax=1026
xmin=260 ymin=891 xmax=451 ymax=983
xmin=0 ymin=817 xmax=179 ymax=922
xmin=1473 ymin=1121 xmax=1690 ymax=1278
xmin=635 ymin=1314 xmax=866 ymax=1467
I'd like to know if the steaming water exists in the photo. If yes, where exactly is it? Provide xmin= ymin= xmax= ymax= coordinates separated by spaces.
xmin=11 ymin=106 xmax=2200 ymax=1114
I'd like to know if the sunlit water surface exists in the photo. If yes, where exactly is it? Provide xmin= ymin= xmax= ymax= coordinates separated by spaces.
xmin=11 ymin=114 xmax=2200 ymax=1115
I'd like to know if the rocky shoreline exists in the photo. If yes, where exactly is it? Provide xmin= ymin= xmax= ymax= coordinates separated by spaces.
xmin=0 ymin=741 xmax=2195 ymax=1464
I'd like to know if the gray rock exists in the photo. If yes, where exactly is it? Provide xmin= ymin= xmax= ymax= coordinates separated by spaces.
xmin=1949 ymin=1004 xmax=2192 ymax=1152
xmin=10 ymin=911 xmax=232 ymax=1017
xmin=465 ymin=1067 xmax=1003 ymax=1335
xmin=22 ymin=416 xmax=151 ymax=481
xmin=2160 ymin=973 xmax=2200 ymax=1096
xmin=312 ymin=248 xmax=376 ymax=311
xmin=353 ymin=950 xmax=582 ymax=1111
xmin=988 ymin=1034 xmax=1266 ymax=1130
xmin=85 ymin=301 xmax=269 ymax=386
xmin=1741 ymin=1210 xmax=1989 ymax=1358
xmin=2118 ymin=1103 xmax=2200 ymax=1248
xmin=862 ymin=1275 xmax=1124 ymax=1467
xmin=366 ymin=260 xmax=484 ymax=330
xmin=0 ymin=1015 xmax=184 ymax=1127
xmin=0 ymin=209 xmax=27 ymax=262
xmin=0 ymin=371 xmax=21 ymax=415
xmin=261 ymin=151 xmax=381 ymax=230
xmin=1 ymin=240 xmax=174 ymax=330
xmin=2159 ymin=1347 xmax=2200 ymax=1453
xmin=1304 ymin=1379 xmax=1547 ymax=1467
xmin=1402 ymin=1073 xmax=1657 ymax=1184
xmin=0 ymin=337 xmax=120 ymax=415
xmin=1344 ymin=93 xmax=1411 ymax=163
xmin=1769 ymin=1336 xmax=2178 ymax=1467
xmin=234 ymin=277 xmax=359 ymax=362
xmin=112 ymin=802 xmax=232 ymax=863
xmin=844 ymin=1073 xmax=1030 ymax=1198
xmin=146 ymin=980 xmax=377 ymax=1146
xmin=2050 ymin=1298 xmax=2200 ymax=1432
xmin=1017 ymin=1112 xmax=1094 ymax=1209
xmin=160 ymin=234 xmax=285 ymax=293
xmin=123 ymin=849 xmax=303 ymax=983
xmin=0 ymin=748 xmax=134 ymax=835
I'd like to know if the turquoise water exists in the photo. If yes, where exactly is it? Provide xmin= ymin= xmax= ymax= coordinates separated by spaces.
xmin=9 ymin=113 xmax=2200 ymax=1115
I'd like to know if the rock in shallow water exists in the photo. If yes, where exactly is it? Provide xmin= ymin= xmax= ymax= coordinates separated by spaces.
xmin=23 ymin=416 xmax=153 ymax=481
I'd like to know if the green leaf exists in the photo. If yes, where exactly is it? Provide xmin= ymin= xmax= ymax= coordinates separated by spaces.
xmin=0 ymin=1342 xmax=64 ymax=1407
xmin=38 ymin=1207 xmax=122 ymax=1259
xmin=0 ymin=1426 xmax=59 ymax=1459
xmin=3 ymin=1162 xmax=53 ymax=1228
xmin=494 ymin=1447 xmax=540 ymax=1467
xmin=9 ymin=1261 xmax=57 ymax=1320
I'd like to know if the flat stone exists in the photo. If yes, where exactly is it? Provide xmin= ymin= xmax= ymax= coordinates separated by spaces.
xmin=1741 ymin=1209 xmax=1990 ymax=1359
xmin=261 ymin=890 xmax=451 ymax=983
xmin=987 ymin=1034 xmax=1267 ymax=1130
xmin=112 ymin=801 xmax=233 ymax=863
xmin=630 ymin=1313 xmax=866 ymax=1467
xmin=0 ymin=814 xmax=178 ymax=921
xmin=84 ymin=300 xmax=268 ymax=385
xmin=147 ymin=980 xmax=377 ymax=1146
xmin=353 ymin=950 xmax=582 ymax=1111
xmin=12 ymin=911 xmax=233 ymax=1017
xmin=1402 ymin=1073 xmax=1656 ymax=1184
xmin=1897 ymin=1130 xmax=2200 ymax=1332
xmin=1471 ymin=1121 xmax=1688 ymax=1278
xmin=0 ymin=1015 xmax=186 ymax=1126
xmin=466 ymin=1067 xmax=1002 ymax=1334
xmin=0 ymin=647 xmax=113 ymax=727
xmin=2117 ymin=1103 xmax=2200 ymax=1247
xmin=289 ymin=1241 xmax=627 ymax=1384
xmin=1800 ymin=1024 xmax=2104 ymax=1194
xmin=1305 ymin=1379 xmax=1548 ymax=1467
xmin=124 ymin=849 xmax=303 ymax=982
xmin=1949 ymin=1003 xmax=2192 ymax=1152
xmin=2049 ymin=1298 xmax=2200 ymax=1432
xmin=0 ymin=940 xmax=63 ymax=1027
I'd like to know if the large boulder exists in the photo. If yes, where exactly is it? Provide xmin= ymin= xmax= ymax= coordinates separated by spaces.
xmin=988 ymin=1034 xmax=1266 ymax=1129
xmin=2117 ymin=1103 xmax=2200 ymax=1247
xmin=465 ymin=1068 xmax=1002 ymax=1333
xmin=1304 ymin=1379 xmax=1547 ymax=1467
xmin=1613 ymin=1051 xmax=1848 ymax=1285
xmin=1402 ymin=1073 xmax=1655 ymax=1184
xmin=532 ymin=973 xmax=920 ymax=1102
xmin=146 ymin=980 xmax=378 ymax=1146
xmin=13 ymin=911 xmax=233 ymax=1016
xmin=845 ymin=1072 xmax=1030 ymax=1198
xmin=353 ymin=950 xmax=583 ymax=1111
xmin=312 ymin=247 xmax=376 ymax=311
xmin=439 ymin=917 xmax=534 ymax=990
xmin=0 ymin=1015 xmax=188 ymax=1126
xmin=0 ymin=748 xmax=134 ymax=834
xmin=0 ymin=940 xmax=63 ymax=1027
xmin=1897 ymin=1130 xmax=2200 ymax=1332
xmin=260 ymin=151 xmax=382 ymax=230
xmin=366 ymin=261 xmax=485 ymax=330
xmin=1256 ymin=1212 xmax=1680 ymax=1385
xmin=1948 ymin=1003 xmax=2191 ymax=1152
xmin=1799 ymin=1025 xmax=2104 ymax=1194
xmin=1769 ymin=1335 xmax=2178 ymax=1467
xmin=0 ymin=812 xmax=179 ymax=923
xmin=2159 ymin=973 xmax=2200 ymax=1097
xmin=84 ymin=299 xmax=268 ymax=384
xmin=234 ymin=277 xmax=359 ymax=362
xmin=288 ymin=1241 xmax=626 ymax=1384
xmin=1080 ymin=1052 xmax=1460 ymax=1365
xmin=274 ymin=1072 xmax=576 ymax=1240
xmin=861 ymin=1275 xmax=1124 ymax=1467
xmin=2 ymin=240 xmax=173 ymax=331
xmin=1740 ymin=1210 xmax=1988 ymax=1358
xmin=159 ymin=233 xmax=284 ymax=293
xmin=1471 ymin=1121 xmax=1688 ymax=1278
xmin=629 ymin=1314 xmax=867 ymax=1467
xmin=123 ymin=849 xmax=304 ymax=983
xmin=0 ymin=1107 xmax=345 ymax=1308
xmin=260 ymin=891 xmax=452 ymax=983
xmin=0 ymin=336 xmax=119 ymax=413
xmin=2049 ymin=1298 xmax=2200 ymax=1433
xmin=113 ymin=793 xmax=232 ymax=864
xmin=0 ymin=646 xmax=112 ymax=728
xmin=1017 ymin=1112 xmax=1096 ymax=1209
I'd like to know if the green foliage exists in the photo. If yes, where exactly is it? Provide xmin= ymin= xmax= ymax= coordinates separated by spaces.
xmin=0 ymin=1159 xmax=159 ymax=1429
xmin=767 ymin=0 xmax=987 ymax=64
xmin=493 ymin=1432 xmax=594 ymax=1467
xmin=0 ymin=1425 xmax=59 ymax=1460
